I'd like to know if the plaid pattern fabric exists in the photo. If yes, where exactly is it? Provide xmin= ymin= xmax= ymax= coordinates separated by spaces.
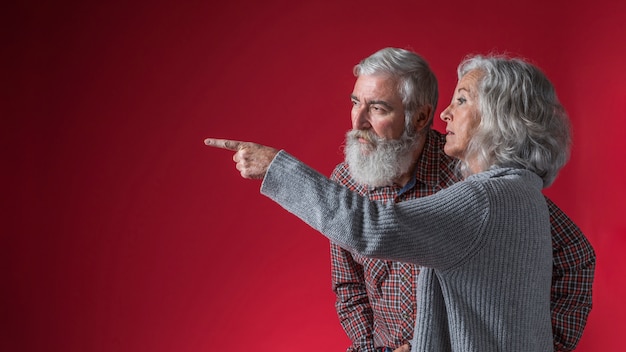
xmin=329 ymin=129 xmax=595 ymax=352
xmin=547 ymin=197 xmax=595 ymax=351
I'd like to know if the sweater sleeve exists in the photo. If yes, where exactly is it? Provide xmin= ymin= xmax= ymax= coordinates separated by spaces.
xmin=261 ymin=151 xmax=490 ymax=270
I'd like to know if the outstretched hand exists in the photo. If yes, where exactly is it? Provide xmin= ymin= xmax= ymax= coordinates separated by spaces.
xmin=204 ymin=138 xmax=279 ymax=180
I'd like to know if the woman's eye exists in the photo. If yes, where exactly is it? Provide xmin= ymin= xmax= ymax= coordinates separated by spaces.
xmin=457 ymin=97 xmax=467 ymax=105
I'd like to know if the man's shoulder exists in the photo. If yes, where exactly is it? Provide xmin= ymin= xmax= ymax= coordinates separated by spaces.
xmin=331 ymin=162 xmax=350 ymax=180
xmin=331 ymin=162 xmax=361 ymax=188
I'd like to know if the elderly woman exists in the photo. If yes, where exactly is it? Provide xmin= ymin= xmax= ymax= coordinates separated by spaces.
xmin=205 ymin=55 xmax=571 ymax=351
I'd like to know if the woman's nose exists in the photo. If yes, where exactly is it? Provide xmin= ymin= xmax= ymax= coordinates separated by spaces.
xmin=440 ymin=107 xmax=451 ymax=122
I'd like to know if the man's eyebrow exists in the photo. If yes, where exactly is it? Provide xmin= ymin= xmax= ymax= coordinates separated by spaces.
xmin=368 ymin=100 xmax=394 ymax=110
xmin=350 ymin=95 xmax=394 ymax=110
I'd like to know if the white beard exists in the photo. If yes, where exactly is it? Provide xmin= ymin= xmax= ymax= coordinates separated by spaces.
xmin=344 ymin=129 xmax=419 ymax=187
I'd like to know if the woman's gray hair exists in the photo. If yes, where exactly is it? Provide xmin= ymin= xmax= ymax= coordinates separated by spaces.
xmin=354 ymin=47 xmax=439 ymax=133
xmin=458 ymin=55 xmax=571 ymax=187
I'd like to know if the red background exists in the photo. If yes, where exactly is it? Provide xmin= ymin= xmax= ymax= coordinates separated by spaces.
xmin=5 ymin=0 xmax=626 ymax=351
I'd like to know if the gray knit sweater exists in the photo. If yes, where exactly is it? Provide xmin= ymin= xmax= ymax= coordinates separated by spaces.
xmin=261 ymin=151 xmax=553 ymax=352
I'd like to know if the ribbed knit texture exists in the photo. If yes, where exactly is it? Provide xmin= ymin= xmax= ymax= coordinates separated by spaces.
xmin=261 ymin=151 xmax=553 ymax=352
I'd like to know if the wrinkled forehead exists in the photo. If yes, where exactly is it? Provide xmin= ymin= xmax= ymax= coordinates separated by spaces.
xmin=456 ymin=69 xmax=484 ymax=95
xmin=353 ymin=74 xmax=400 ymax=96
xmin=460 ymin=69 xmax=484 ymax=83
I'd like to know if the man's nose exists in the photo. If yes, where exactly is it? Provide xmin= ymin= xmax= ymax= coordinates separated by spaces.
xmin=352 ymin=106 xmax=371 ymax=129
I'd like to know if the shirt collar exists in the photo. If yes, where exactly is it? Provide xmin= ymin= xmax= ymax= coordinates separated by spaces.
xmin=398 ymin=129 xmax=446 ymax=194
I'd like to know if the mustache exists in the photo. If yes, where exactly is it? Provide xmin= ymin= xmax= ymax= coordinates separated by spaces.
xmin=347 ymin=130 xmax=380 ymax=146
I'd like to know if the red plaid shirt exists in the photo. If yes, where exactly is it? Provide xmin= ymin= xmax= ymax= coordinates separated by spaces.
xmin=330 ymin=129 xmax=595 ymax=352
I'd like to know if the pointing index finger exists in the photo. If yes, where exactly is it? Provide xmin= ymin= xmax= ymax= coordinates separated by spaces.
xmin=204 ymin=138 xmax=244 ymax=151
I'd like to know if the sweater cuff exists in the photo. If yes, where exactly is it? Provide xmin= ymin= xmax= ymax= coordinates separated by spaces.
xmin=260 ymin=150 xmax=304 ymax=201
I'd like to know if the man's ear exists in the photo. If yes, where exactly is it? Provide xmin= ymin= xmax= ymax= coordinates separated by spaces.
xmin=412 ymin=105 xmax=433 ymax=131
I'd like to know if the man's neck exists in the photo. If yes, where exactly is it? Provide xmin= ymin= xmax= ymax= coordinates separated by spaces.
xmin=392 ymin=132 xmax=428 ymax=187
